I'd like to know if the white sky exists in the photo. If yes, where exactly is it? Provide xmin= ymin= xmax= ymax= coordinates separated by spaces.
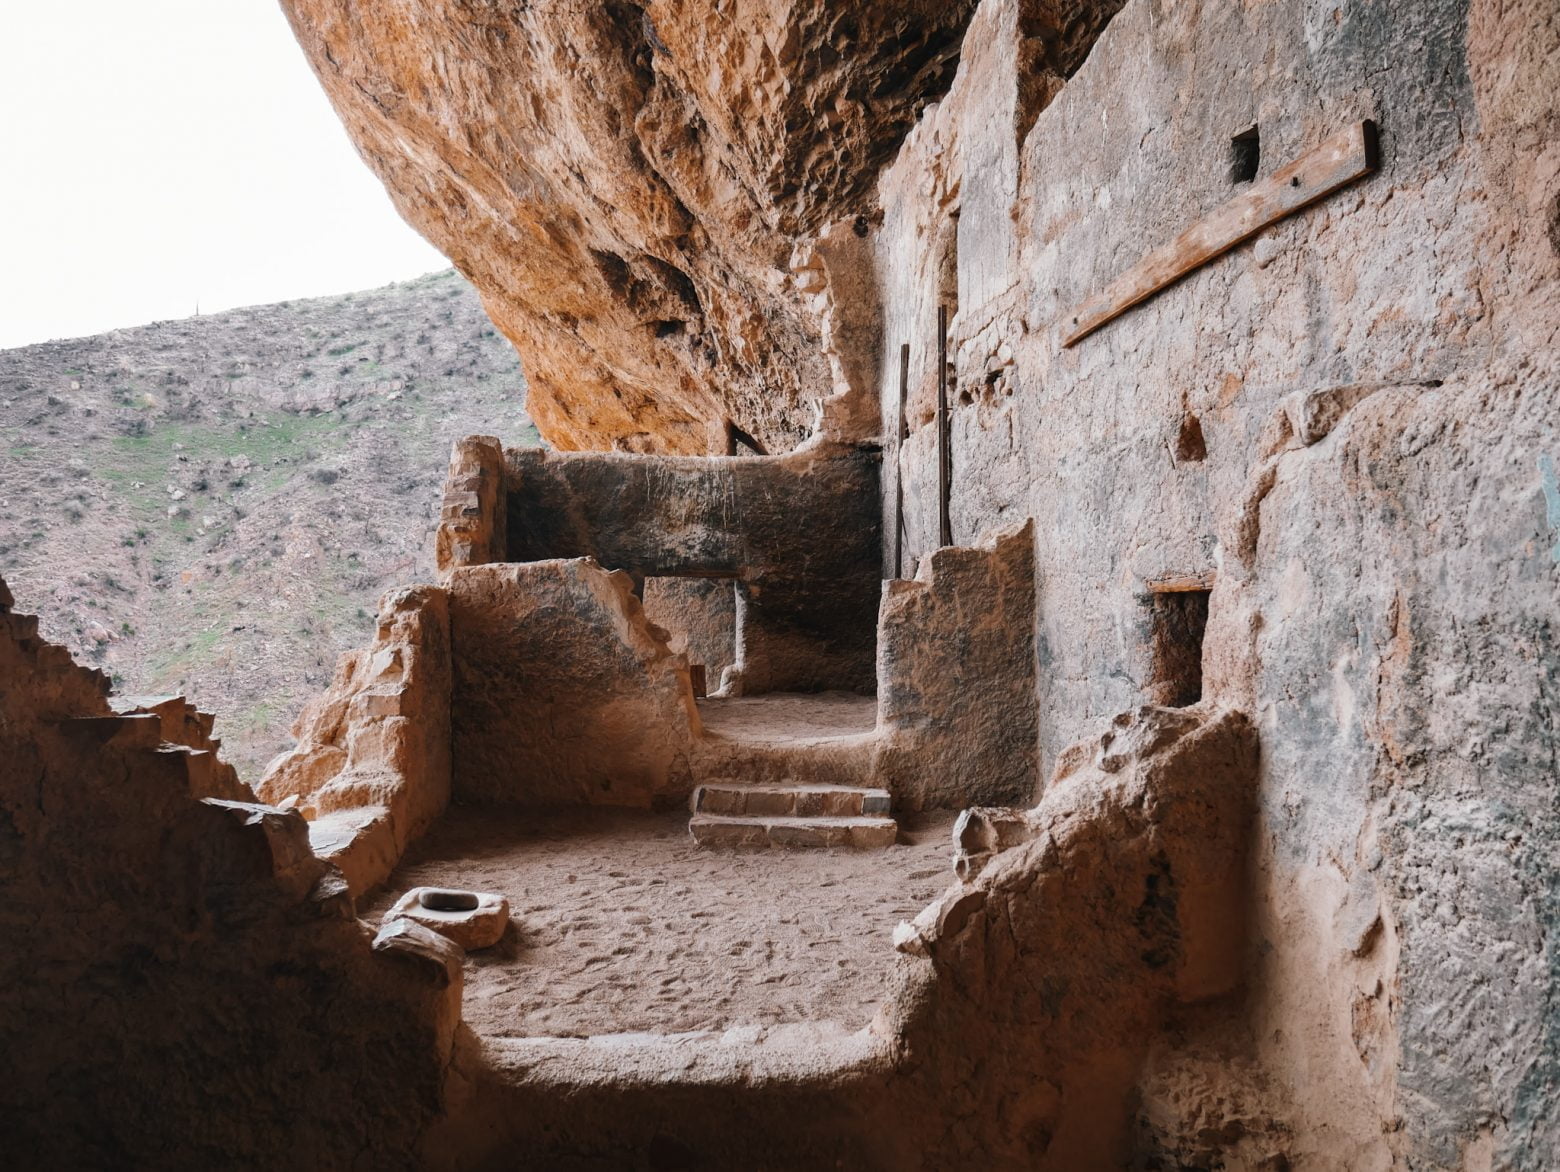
xmin=0 ymin=0 xmax=449 ymax=350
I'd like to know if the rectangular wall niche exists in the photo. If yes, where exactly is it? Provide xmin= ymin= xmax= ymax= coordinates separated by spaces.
xmin=1146 ymin=585 xmax=1211 ymax=707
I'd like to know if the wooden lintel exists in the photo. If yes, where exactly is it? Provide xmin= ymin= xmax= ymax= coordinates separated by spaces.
xmin=1146 ymin=571 xmax=1217 ymax=594
xmin=1063 ymin=121 xmax=1378 ymax=346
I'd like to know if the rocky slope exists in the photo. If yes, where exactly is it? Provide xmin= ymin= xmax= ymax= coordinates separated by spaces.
xmin=279 ymin=0 xmax=982 ymax=454
xmin=0 ymin=270 xmax=533 ymax=779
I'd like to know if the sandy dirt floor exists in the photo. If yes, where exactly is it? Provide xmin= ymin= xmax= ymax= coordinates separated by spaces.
xmin=365 ymin=805 xmax=957 ymax=1039
xmin=696 ymin=692 xmax=878 ymax=742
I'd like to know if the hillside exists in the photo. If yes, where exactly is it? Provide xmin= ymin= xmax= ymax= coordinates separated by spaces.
xmin=0 ymin=269 xmax=535 ymax=780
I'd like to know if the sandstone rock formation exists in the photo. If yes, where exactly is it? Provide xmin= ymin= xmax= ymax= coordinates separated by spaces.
xmin=278 ymin=0 xmax=982 ymax=453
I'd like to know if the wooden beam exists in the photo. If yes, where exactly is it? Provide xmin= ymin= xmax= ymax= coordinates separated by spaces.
xmin=1146 ymin=571 xmax=1217 ymax=594
xmin=936 ymin=305 xmax=952 ymax=548
xmin=1063 ymin=120 xmax=1378 ymax=347
xmin=894 ymin=341 xmax=909 ymax=577
xmin=726 ymin=419 xmax=768 ymax=455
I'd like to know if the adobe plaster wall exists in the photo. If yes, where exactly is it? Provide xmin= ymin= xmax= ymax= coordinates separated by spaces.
xmin=447 ymin=560 xmax=701 ymax=807
xmin=876 ymin=520 xmax=1039 ymax=810
xmin=873 ymin=0 xmax=1560 ymax=1163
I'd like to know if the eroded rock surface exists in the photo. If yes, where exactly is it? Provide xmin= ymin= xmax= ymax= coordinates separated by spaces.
xmin=280 ymin=0 xmax=980 ymax=453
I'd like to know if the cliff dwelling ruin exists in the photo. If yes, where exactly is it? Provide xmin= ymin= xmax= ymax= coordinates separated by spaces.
xmin=3 ymin=0 xmax=1558 ymax=1168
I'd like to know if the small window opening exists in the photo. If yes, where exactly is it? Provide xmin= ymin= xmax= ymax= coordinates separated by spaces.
xmin=1230 ymin=126 xmax=1260 ymax=184
xmin=1147 ymin=587 xmax=1210 ymax=707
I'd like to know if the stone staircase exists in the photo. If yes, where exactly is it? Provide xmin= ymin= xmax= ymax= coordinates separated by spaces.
xmin=688 ymin=781 xmax=897 ymax=848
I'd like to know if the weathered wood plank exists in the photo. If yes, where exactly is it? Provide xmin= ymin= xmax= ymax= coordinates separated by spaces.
xmin=894 ymin=341 xmax=909 ymax=577
xmin=1063 ymin=120 xmax=1378 ymax=346
xmin=1146 ymin=571 xmax=1217 ymax=594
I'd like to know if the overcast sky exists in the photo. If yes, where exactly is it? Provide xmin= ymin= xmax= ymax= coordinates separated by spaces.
xmin=0 ymin=0 xmax=448 ymax=350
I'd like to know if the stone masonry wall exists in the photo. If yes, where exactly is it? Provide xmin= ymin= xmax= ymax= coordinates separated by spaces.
xmin=871 ymin=0 xmax=1560 ymax=1163
xmin=257 ymin=583 xmax=453 ymax=897
xmin=506 ymin=442 xmax=882 ymax=695
xmin=447 ymin=560 xmax=701 ymax=807
xmin=875 ymin=520 xmax=1038 ymax=810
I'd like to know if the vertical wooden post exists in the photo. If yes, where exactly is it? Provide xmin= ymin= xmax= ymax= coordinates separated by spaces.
xmin=894 ymin=342 xmax=909 ymax=578
xmin=936 ymin=304 xmax=952 ymax=548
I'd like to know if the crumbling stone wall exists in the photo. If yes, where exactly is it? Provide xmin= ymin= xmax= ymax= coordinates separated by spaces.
xmin=257 ymin=583 xmax=453 ymax=896
xmin=0 ymin=577 xmax=459 ymax=1167
xmin=435 ymin=433 xmax=506 ymax=575
xmin=875 ymin=521 xmax=1038 ymax=809
xmin=507 ymin=443 xmax=882 ymax=695
xmin=447 ymin=560 xmax=701 ymax=806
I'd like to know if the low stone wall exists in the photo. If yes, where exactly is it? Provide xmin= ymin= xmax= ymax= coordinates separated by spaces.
xmin=258 ymin=584 xmax=453 ymax=896
xmin=875 ymin=521 xmax=1038 ymax=809
xmin=448 ymin=560 xmax=701 ymax=806
xmin=890 ymin=704 xmax=1258 ymax=1168
xmin=505 ymin=442 xmax=882 ymax=694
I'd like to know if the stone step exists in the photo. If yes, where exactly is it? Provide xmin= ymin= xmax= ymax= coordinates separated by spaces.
xmin=692 ymin=782 xmax=891 ymax=818
xmin=689 ymin=813 xmax=898 ymax=850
